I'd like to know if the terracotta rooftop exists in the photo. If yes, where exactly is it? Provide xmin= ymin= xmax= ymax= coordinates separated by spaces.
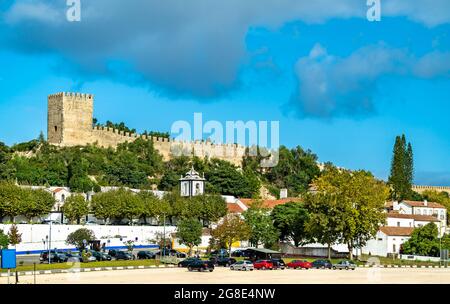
xmin=52 ymin=188 xmax=64 ymax=193
xmin=239 ymin=197 xmax=302 ymax=209
xmin=387 ymin=212 xmax=440 ymax=222
xmin=402 ymin=200 xmax=445 ymax=209
xmin=379 ymin=226 xmax=415 ymax=236
xmin=227 ymin=203 xmax=245 ymax=214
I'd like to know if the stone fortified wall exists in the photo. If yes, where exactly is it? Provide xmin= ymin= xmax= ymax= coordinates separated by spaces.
xmin=47 ymin=92 xmax=246 ymax=166
xmin=412 ymin=185 xmax=450 ymax=196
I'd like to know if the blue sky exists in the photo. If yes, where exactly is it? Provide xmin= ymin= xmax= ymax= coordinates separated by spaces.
xmin=0 ymin=1 xmax=449 ymax=185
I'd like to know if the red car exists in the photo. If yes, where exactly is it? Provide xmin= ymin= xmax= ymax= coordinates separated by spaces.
xmin=286 ymin=260 xmax=312 ymax=269
xmin=253 ymin=260 xmax=274 ymax=270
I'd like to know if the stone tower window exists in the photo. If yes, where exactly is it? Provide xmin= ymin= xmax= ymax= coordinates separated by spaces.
xmin=54 ymin=126 xmax=58 ymax=132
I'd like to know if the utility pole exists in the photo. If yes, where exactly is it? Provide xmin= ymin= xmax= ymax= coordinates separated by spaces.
xmin=48 ymin=221 xmax=52 ymax=264
xmin=163 ymin=213 xmax=166 ymax=259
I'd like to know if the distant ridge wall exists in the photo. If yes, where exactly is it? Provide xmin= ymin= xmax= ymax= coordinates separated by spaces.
xmin=412 ymin=185 xmax=450 ymax=195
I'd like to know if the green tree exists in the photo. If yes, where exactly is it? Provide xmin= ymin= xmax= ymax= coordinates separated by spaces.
xmin=62 ymin=194 xmax=89 ymax=224
xmin=138 ymin=191 xmax=171 ymax=224
xmin=388 ymin=134 xmax=414 ymax=200
xmin=7 ymin=224 xmax=22 ymax=246
xmin=243 ymin=201 xmax=279 ymax=248
xmin=24 ymin=189 xmax=55 ymax=222
xmin=66 ymin=228 xmax=96 ymax=250
xmin=309 ymin=166 xmax=388 ymax=260
xmin=0 ymin=229 xmax=8 ymax=249
xmin=211 ymin=214 xmax=251 ymax=257
xmin=176 ymin=218 xmax=203 ymax=256
xmin=401 ymin=223 xmax=440 ymax=257
xmin=265 ymin=146 xmax=320 ymax=197
xmin=304 ymin=192 xmax=343 ymax=259
xmin=197 ymin=194 xmax=227 ymax=224
xmin=91 ymin=190 xmax=122 ymax=223
xmin=271 ymin=202 xmax=310 ymax=247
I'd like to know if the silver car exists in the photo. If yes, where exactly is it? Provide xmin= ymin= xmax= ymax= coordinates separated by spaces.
xmin=332 ymin=260 xmax=356 ymax=270
xmin=230 ymin=260 xmax=254 ymax=271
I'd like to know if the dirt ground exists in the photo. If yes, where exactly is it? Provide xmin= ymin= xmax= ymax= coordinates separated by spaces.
xmin=1 ymin=267 xmax=450 ymax=284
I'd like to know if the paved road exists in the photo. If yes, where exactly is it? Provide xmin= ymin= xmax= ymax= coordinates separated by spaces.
xmin=2 ymin=267 xmax=450 ymax=284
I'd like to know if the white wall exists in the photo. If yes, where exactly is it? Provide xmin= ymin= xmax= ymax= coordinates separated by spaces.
xmin=0 ymin=224 xmax=177 ymax=254
xmin=386 ymin=217 xmax=413 ymax=227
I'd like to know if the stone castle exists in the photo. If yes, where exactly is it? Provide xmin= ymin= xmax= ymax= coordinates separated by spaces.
xmin=47 ymin=92 xmax=246 ymax=165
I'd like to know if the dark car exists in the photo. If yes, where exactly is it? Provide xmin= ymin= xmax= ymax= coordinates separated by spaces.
xmin=178 ymin=258 xmax=202 ymax=267
xmin=312 ymin=259 xmax=333 ymax=269
xmin=108 ymin=249 xmax=118 ymax=257
xmin=115 ymin=251 xmax=134 ymax=260
xmin=271 ymin=258 xmax=286 ymax=270
xmin=210 ymin=256 xmax=236 ymax=267
xmin=231 ymin=250 xmax=249 ymax=257
xmin=39 ymin=250 xmax=67 ymax=263
xmin=210 ymin=249 xmax=229 ymax=257
xmin=90 ymin=250 xmax=112 ymax=261
xmin=137 ymin=250 xmax=157 ymax=259
xmin=188 ymin=260 xmax=215 ymax=272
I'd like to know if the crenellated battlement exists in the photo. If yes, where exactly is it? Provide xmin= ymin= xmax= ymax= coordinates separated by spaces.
xmin=48 ymin=92 xmax=246 ymax=166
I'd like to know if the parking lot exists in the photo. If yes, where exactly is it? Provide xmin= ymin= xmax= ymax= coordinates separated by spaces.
xmin=2 ymin=266 xmax=449 ymax=284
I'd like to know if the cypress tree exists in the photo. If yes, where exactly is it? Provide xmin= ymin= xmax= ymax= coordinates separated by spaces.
xmin=388 ymin=134 xmax=414 ymax=200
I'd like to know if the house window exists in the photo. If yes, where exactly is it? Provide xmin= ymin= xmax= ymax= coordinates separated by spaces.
xmin=397 ymin=222 xmax=400 ymax=227
xmin=61 ymin=194 xmax=65 ymax=202
xmin=393 ymin=244 xmax=396 ymax=253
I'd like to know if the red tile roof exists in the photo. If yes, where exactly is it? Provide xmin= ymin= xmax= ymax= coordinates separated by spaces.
xmin=227 ymin=203 xmax=245 ymax=214
xmin=52 ymin=188 xmax=64 ymax=193
xmin=387 ymin=212 xmax=440 ymax=222
xmin=402 ymin=200 xmax=445 ymax=209
xmin=379 ymin=226 xmax=415 ymax=236
xmin=239 ymin=198 xmax=302 ymax=209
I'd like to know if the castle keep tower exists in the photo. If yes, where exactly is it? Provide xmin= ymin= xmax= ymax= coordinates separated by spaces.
xmin=47 ymin=92 xmax=94 ymax=146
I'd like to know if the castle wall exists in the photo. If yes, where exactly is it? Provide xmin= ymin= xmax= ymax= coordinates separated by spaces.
xmin=47 ymin=92 xmax=245 ymax=166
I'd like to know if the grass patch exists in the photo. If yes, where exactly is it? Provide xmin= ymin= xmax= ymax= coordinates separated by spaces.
xmin=1 ymin=259 xmax=161 ymax=273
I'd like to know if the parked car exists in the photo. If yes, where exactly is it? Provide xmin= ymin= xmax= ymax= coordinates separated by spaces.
xmin=155 ymin=248 xmax=187 ymax=258
xmin=178 ymin=258 xmax=202 ymax=267
xmin=210 ymin=256 xmax=236 ymax=267
xmin=230 ymin=260 xmax=254 ymax=271
xmin=115 ymin=251 xmax=134 ymax=260
xmin=65 ymin=252 xmax=82 ymax=263
xmin=253 ymin=260 xmax=274 ymax=270
xmin=137 ymin=250 xmax=157 ymax=259
xmin=85 ymin=221 xmax=98 ymax=225
xmin=271 ymin=258 xmax=286 ymax=270
xmin=41 ymin=220 xmax=60 ymax=225
xmin=210 ymin=249 xmax=229 ymax=257
xmin=312 ymin=259 xmax=333 ymax=269
xmin=39 ymin=250 xmax=67 ymax=263
xmin=187 ymin=260 xmax=215 ymax=272
xmin=108 ymin=249 xmax=118 ymax=257
xmin=286 ymin=260 xmax=312 ymax=269
xmin=332 ymin=260 xmax=356 ymax=270
xmin=90 ymin=250 xmax=111 ymax=261
xmin=231 ymin=249 xmax=248 ymax=257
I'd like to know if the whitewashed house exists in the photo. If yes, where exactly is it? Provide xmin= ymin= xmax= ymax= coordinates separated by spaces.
xmin=362 ymin=209 xmax=446 ymax=257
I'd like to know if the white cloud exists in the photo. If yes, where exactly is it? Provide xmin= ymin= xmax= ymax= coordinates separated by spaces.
xmin=1 ymin=0 xmax=449 ymax=98
xmin=287 ymin=43 xmax=450 ymax=118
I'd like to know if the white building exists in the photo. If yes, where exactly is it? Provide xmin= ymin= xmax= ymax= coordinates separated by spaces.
xmin=362 ymin=209 xmax=446 ymax=257
xmin=179 ymin=167 xmax=205 ymax=197
xmin=363 ymin=227 xmax=414 ymax=257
